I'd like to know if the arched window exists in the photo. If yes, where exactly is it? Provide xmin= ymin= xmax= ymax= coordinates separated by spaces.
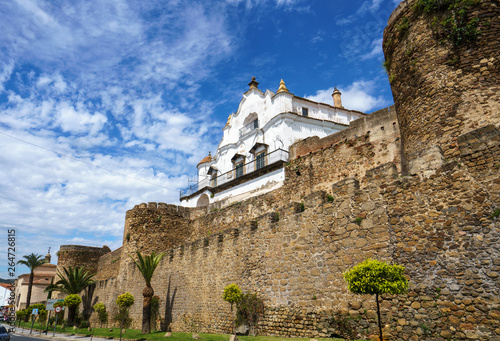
xmin=197 ymin=194 xmax=210 ymax=207
xmin=243 ymin=112 xmax=258 ymax=127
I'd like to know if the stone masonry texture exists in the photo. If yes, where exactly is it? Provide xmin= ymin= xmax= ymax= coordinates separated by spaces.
xmin=383 ymin=0 xmax=499 ymax=175
xmin=58 ymin=1 xmax=499 ymax=340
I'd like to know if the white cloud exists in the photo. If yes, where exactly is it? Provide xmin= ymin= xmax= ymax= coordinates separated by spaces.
xmin=0 ymin=62 xmax=15 ymax=92
xmin=305 ymin=79 xmax=389 ymax=113
xmin=361 ymin=38 xmax=383 ymax=60
xmin=357 ymin=0 xmax=385 ymax=15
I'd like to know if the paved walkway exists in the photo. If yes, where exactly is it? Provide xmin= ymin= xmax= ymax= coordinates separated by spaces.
xmin=9 ymin=325 xmax=113 ymax=341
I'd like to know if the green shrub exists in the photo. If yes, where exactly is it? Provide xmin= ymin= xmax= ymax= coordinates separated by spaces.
xmin=328 ymin=311 xmax=357 ymax=341
xmin=115 ymin=292 xmax=134 ymax=330
xmin=150 ymin=296 xmax=161 ymax=330
xmin=223 ymin=283 xmax=242 ymax=334
xmin=64 ymin=294 xmax=82 ymax=308
xmin=79 ymin=320 xmax=90 ymax=329
xmin=27 ymin=303 xmax=47 ymax=313
xmin=116 ymin=292 xmax=135 ymax=308
xmin=236 ymin=293 xmax=264 ymax=336
xmin=490 ymin=208 xmax=500 ymax=219
xmin=38 ymin=310 xmax=48 ymax=324
xmin=223 ymin=284 xmax=242 ymax=309
xmin=396 ymin=16 xmax=410 ymax=37
xmin=413 ymin=0 xmax=481 ymax=47
xmin=93 ymin=302 xmax=108 ymax=327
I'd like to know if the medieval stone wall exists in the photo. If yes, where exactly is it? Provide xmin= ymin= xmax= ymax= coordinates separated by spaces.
xmin=95 ymin=247 xmax=122 ymax=281
xmin=57 ymin=245 xmax=110 ymax=276
xmin=285 ymin=105 xmax=401 ymax=201
xmin=383 ymin=0 xmax=499 ymax=175
xmin=63 ymin=1 xmax=500 ymax=339
xmin=86 ymin=124 xmax=499 ymax=340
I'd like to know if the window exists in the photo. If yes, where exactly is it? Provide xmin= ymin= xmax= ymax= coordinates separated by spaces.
xmin=253 ymin=119 xmax=259 ymax=129
xmin=235 ymin=162 xmax=244 ymax=178
xmin=302 ymin=107 xmax=308 ymax=117
xmin=256 ymin=152 xmax=266 ymax=170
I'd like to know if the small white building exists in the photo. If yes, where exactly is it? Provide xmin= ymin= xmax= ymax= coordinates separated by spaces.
xmin=180 ymin=77 xmax=366 ymax=208
xmin=0 ymin=283 xmax=13 ymax=307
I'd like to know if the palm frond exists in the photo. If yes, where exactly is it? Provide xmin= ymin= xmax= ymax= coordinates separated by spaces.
xmin=17 ymin=253 xmax=45 ymax=271
xmin=49 ymin=266 xmax=96 ymax=294
xmin=129 ymin=251 xmax=166 ymax=286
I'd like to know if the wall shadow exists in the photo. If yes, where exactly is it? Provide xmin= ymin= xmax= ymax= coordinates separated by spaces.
xmin=161 ymin=276 xmax=177 ymax=332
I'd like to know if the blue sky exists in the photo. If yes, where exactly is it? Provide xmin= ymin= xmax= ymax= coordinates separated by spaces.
xmin=0 ymin=0 xmax=402 ymax=278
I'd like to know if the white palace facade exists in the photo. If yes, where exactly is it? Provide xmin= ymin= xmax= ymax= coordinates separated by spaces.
xmin=180 ymin=77 xmax=366 ymax=208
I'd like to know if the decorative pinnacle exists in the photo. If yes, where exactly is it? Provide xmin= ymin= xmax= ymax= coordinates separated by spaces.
xmin=225 ymin=114 xmax=232 ymax=127
xmin=277 ymin=79 xmax=289 ymax=93
xmin=248 ymin=76 xmax=259 ymax=90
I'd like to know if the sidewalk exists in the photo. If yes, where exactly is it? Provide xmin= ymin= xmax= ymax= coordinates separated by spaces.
xmin=10 ymin=325 xmax=113 ymax=341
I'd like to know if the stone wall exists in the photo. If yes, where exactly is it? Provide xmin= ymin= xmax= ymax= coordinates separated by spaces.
xmin=289 ymin=105 xmax=399 ymax=162
xmin=122 ymin=202 xmax=204 ymax=261
xmin=383 ymin=0 xmax=499 ymax=175
xmin=63 ymin=1 xmax=500 ymax=339
xmin=285 ymin=105 xmax=401 ymax=202
xmin=57 ymin=245 xmax=111 ymax=275
xmin=95 ymin=247 xmax=122 ymax=281
xmin=86 ymin=125 xmax=499 ymax=341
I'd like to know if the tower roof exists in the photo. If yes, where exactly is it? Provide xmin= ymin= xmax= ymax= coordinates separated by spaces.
xmin=197 ymin=152 xmax=212 ymax=166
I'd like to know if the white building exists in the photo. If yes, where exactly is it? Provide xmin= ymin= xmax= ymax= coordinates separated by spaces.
xmin=180 ymin=78 xmax=366 ymax=208
xmin=0 ymin=283 xmax=13 ymax=307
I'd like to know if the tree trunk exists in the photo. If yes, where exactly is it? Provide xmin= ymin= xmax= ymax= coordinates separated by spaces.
xmin=24 ymin=271 xmax=35 ymax=322
xmin=376 ymin=293 xmax=383 ymax=341
xmin=68 ymin=306 xmax=77 ymax=325
xmin=142 ymin=285 xmax=154 ymax=334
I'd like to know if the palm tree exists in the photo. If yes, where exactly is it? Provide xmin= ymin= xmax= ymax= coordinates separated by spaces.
xmin=130 ymin=251 xmax=166 ymax=334
xmin=17 ymin=253 xmax=45 ymax=320
xmin=45 ymin=266 xmax=95 ymax=323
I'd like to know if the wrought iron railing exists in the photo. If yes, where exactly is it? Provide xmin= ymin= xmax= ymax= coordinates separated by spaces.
xmin=180 ymin=149 xmax=289 ymax=198
xmin=239 ymin=119 xmax=259 ymax=137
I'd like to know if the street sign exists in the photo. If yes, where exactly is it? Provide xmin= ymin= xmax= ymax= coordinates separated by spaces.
xmin=47 ymin=299 xmax=64 ymax=311
xmin=55 ymin=306 xmax=62 ymax=313
xmin=32 ymin=308 xmax=38 ymax=315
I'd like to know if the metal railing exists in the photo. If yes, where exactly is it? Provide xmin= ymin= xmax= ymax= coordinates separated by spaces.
xmin=180 ymin=148 xmax=289 ymax=198
xmin=239 ymin=119 xmax=259 ymax=137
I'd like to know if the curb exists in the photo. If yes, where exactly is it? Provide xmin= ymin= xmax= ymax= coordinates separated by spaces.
xmin=10 ymin=326 xmax=111 ymax=341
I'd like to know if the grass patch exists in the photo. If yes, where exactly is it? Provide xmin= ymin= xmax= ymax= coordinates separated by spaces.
xmin=354 ymin=217 xmax=363 ymax=225
xmin=14 ymin=321 xmax=368 ymax=341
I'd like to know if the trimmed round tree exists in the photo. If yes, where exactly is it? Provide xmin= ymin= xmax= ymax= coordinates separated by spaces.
xmin=64 ymin=294 xmax=82 ymax=325
xmin=222 ymin=284 xmax=242 ymax=335
xmin=93 ymin=302 xmax=108 ymax=327
xmin=116 ymin=292 xmax=135 ymax=341
xmin=343 ymin=259 xmax=408 ymax=341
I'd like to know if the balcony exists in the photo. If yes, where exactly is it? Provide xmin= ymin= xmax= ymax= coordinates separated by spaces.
xmin=180 ymin=148 xmax=289 ymax=200
xmin=239 ymin=119 xmax=259 ymax=137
